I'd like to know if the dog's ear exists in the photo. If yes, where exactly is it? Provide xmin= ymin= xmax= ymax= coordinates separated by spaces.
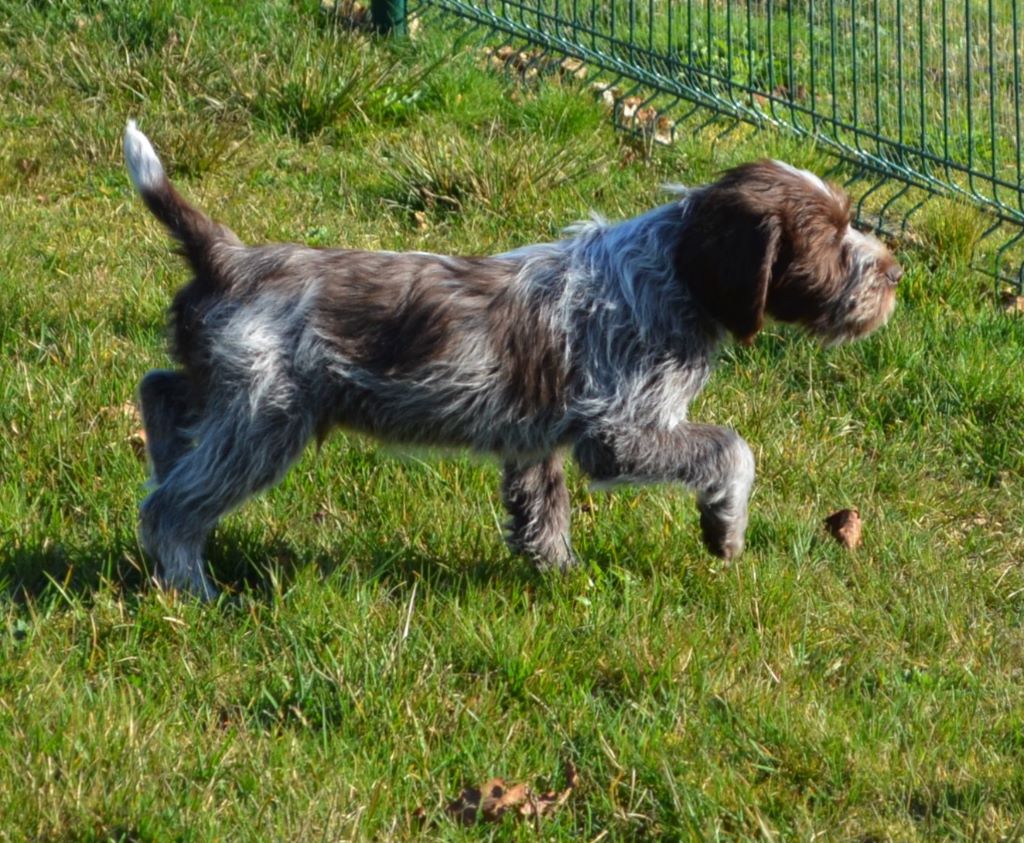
xmin=676 ymin=194 xmax=782 ymax=345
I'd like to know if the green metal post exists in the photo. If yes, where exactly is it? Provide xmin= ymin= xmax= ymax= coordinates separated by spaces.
xmin=371 ymin=0 xmax=407 ymax=35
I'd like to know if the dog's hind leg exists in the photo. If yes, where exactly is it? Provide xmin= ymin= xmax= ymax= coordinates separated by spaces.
xmin=502 ymin=452 xmax=576 ymax=571
xmin=139 ymin=402 xmax=313 ymax=599
xmin=138 ymin=370 xmax=199 ymax=484
xmin=574 ymin=424 xmax=755 ymax=561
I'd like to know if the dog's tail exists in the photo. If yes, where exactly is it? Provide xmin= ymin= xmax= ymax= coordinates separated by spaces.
xmin=123 ymin=119 xmax=240 ymax=279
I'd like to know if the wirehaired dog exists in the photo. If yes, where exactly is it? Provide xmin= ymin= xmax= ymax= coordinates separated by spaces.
xmin=124 ymin=120 xmax=901 ymax=599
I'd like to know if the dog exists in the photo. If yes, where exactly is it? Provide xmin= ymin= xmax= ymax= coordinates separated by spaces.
xmin=124 ymin=120 xmax=901 ymax=599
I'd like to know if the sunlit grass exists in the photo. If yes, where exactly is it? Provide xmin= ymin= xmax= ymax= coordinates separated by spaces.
xmin=1 ymin=1 xmax=1023 ymax=839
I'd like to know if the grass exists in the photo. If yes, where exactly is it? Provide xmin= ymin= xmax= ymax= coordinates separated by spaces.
xmin=2 ymin=0 xmax=1024 ymax=839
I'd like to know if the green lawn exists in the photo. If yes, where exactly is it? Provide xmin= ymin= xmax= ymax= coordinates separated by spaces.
xmin=2 ymin=1 xmax=1023 ymax=839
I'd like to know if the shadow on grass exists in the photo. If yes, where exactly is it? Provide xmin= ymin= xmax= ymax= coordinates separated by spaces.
xmin=0 ymin=528 xmax=540 ymax=606
xmin=209 ymin=528 xmax=544 ymax=603
xmin=0 ymin=534 xmax=146 ymax=605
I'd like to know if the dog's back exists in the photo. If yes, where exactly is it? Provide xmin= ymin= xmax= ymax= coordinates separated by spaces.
xmin=124 ymin=121 xmax=575 ymax=454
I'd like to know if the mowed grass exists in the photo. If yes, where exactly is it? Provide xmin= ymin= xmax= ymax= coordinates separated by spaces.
xmin=2 ymin=1 xmax=1024 ymax=839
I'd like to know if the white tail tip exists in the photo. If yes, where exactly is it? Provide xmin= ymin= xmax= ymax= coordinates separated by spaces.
xmin=124 ymin=119 xmax=165 ymax=193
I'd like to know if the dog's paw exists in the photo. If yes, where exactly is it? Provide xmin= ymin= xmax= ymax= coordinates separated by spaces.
xmin=698 ymin=507 xmax=746 ymax=561
xmin=154 ymin=567 xmax=220 ymax=602
xmin=529 ymin=540 xmax=579 ymax=573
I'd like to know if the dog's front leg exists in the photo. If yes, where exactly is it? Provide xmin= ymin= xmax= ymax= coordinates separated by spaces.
xmin=573 ymin=423 xmax=755 ymax=560
xmin=501 ymin=453 xmax=576 ymax=571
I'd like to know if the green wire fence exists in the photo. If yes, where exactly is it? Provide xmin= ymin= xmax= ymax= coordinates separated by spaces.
xmin=401 ymin=0 xmax=1024 ymax=291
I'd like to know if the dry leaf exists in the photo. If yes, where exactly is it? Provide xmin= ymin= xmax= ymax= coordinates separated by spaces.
xmin=589 ymin=82 xmax=621 ymax=110
xmin=772 ymin=82 xmax=808 ymax=101
xmin=521 ymin=761 xmax=577 ymax=818
xmin=445 ymin=762 xmax=577 ymax=826
xmin=824 ymin=508 xmax=862 ymax=549
xmin=618 ymin=95 xmax=644 ymax=122
xmin=446 ymin=781 xmax=485 ymax=825
xmin=320 ymin=0 xmax=371 ymax=29
xmin=128 ymin=428 xmax=148 ymax=459
xmin=100 ymin=401 xmax=147 ymax=459
xmin=482 ymin=780 xmax=530 ymax=820
xmin=123 ymin=402 xmax=147 ymax=459
xmin=1000 ymin=291 xmax=1024 ymax=314
xmin=446 ymin=778 xmax=527 ymax=824
xmin=559 ymin=57 xmax=587 ymax=80
xmin=654 ymin=116 xmax=675 ymax=145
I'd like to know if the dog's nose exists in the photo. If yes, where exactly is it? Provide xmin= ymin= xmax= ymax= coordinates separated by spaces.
xmin=884 ymin=262 xmax=903 ymax=286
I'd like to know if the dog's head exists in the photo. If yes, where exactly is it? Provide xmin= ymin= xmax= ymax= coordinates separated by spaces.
xmin=677 ymin=159 xmax=901 ymax=344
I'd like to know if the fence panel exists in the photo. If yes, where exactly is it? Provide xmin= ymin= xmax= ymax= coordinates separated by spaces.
xmin=416 ymin=0 xmax=1024 ymax=289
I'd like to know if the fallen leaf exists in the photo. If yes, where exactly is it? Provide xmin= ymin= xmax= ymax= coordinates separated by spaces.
xmin=128 ymin=428 xmax=148 ymax=459
xmin=559 ymin=57 xmax=587 ymax=80
xmin=520 ymin=761 xmax=578 ymax=818
xmin=824 ymin=508 xmax=862 ymax=549
xmin=320 ymin=0 xmax=371 ymax=29
xmin=589 ymin=81 xmax=621 ymax=109
xmin=772 ymin=82 xmax=808 ymax=101
xmin=99 ymin=401 xmax=147 ymax=459
xmin=1000 ymin=291 xmax=1024 ymax=314
xmin=482 ymin=780 xmax=530 ymax=820
xmin=618 ymin=95 xmax=644 ymax=121
xmin=655 ymin=116 xmax=675 ymax=145
xmin=446 ymin=782 xmax=484 ymax=825
xmin=445 ymin=762 xmax=577 ymax=826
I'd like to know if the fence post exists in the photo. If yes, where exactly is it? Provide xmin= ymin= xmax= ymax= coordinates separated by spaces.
xmin=371 ymin=0 xmax=407 ymax=35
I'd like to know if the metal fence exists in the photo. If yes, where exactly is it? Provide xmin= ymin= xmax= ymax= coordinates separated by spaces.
xmin=408 ymin=0 xmax=1024 ymax=290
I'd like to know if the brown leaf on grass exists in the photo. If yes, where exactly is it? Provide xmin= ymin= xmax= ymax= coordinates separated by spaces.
xmin=446 ymin=762 xmax=577 ymax=826
xmin=122 ymin=401 xmax=147 ymax=459
xmin=128 ymin=428 xmax=148 ymax=459
xmin=772 ymin=82 xmax=808 ymax=101
xmin=654 ymin=116 xmax=675 ymax=145
xmin=481 ymin=45 xmax=545 ymax=78
xmin=483 ymin=780 xmax=531 ymax=820
xmin=100 ymin=401 xmax=147 ymax=459
xmin=1000 ymin=291 xmax=1024 ymax=314
xmin=589 ymin=81 xmax=621 ymax=110
xmin=520 ymin=761 xmax=578 ymax=818
xmin=446 ymin=782 xmax=483 ymax=825
xmin=319 ymin=0 xmax=371 ymax=29
xmin=447 ymin=779 xmax=523 ymax=824
xmin=618 ymin=95 xmax=645 ymax=122
xmin=559 ymin=57 xmax=587 ymax=80
xmin=824 ymin=508 xmax=862 ymax=549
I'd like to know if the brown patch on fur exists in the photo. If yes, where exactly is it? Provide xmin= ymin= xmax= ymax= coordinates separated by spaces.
xmin=166 ymin=246 xmax=570 ymax=414
xmin=490 ymin=288 xmax=568 ymax=412
xmin=313 ymin=251 xmax=485 ymax=374
xmin=311 ymin=250 xmax=569 ymax=413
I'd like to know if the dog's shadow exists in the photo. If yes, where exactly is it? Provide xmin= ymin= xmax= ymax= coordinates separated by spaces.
xmin=0 ymin=528 xmax=542 ymax=607
xmin=206 ymin=527 xmax=544 ymax=602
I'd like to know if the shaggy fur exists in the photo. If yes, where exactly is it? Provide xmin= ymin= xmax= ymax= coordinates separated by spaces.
xmin=124 ymin=120 xmax=901 ymax=599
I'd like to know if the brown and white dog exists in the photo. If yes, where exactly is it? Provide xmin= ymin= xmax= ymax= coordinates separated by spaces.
xmin=124 ymin=120 xmax=900 ymax=599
